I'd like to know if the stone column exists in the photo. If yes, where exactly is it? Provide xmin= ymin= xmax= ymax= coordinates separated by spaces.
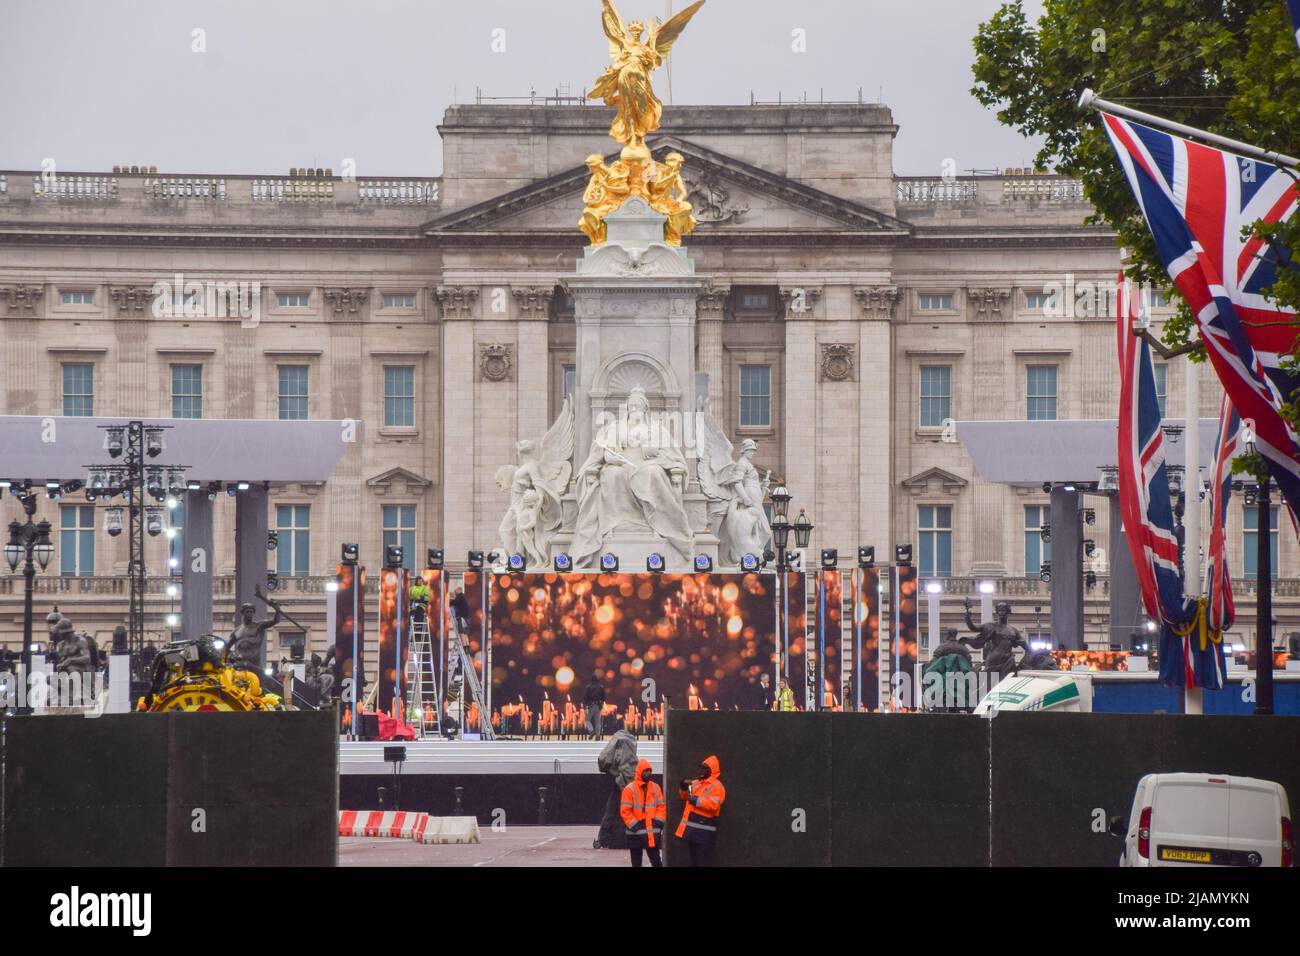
xmin=109 ymin=286 xmax=154 ymax=416
xmin=695 ymin=287 xmax=728 ymax=408
xmin=181 ymin=490 xmax=215 ymax=639
xmin=782 ymin=285 xmax=820 ymax=553
xmin=855 ymin=288 xmax=897 ymax=557
xmin=1108 ymin=494 xmax=1142 ymax=642
xmin=1 ymin=285 xmax=43 ymax=414
xmin=1050 ymin=486 xmax=1083 ymax=649
xmin=234 ymin=485 xmax=270 ymax=668
xmin=968 ymin=287 xmax=1013 ymax=575
xmin=438 ymin=286 xmax=480 ymax=563
xmin=325 ymin=290 xmax=367 ymax=572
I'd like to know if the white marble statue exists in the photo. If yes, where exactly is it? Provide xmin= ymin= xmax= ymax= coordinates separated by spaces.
xmin=495 ymin=396 xmax=574 ymax=567
xmin=698 ymin=416 xmax=773 ymax=566
xmin=571 ymin=385 xmax=694 ymax=566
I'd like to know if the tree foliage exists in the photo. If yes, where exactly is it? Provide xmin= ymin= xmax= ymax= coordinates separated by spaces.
xmin=971 ymin=0 xmax=1300 ymax=357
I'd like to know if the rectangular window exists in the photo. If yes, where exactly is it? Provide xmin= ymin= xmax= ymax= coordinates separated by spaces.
xmin=60 ymin=290 xmax=94 ymax=305
xmin=1025 ymin=291 xmax=1055 ymax=310
xmin=739 ymin=364 xmax=771 ymax=428
xmin=1242 ymin=505 xmax=1280 ymax=579
xmin=277 ymin=292 xmax=309 ymax=308
xmin=917 ymin=505 xmax=953 ymax=577
xmin=918 ymin=293 xmax=953 ymax=311
xmin=172 ymin=290 xmax=202 ymax=310
xmin=59 ymin=504 xmax=95 ymax=576
xmin=382 ymin=504 xmax=416 ymax=571
xmin=740 ymin=293 xmax=770 ymax=310
xmin=276 ymin=504 xmax=311 ymax=577
xmin=1147 ymin=290 xmax=1171 ymax=309
xmin=171 ymin=364 xmax=203 ymax=419
xmin=277 ymin=365 xmax=309 ymax=420
xmin=562 ymin=363 xmax=576 ymax=402
xmin=382 ymin=293 xmax=416 ymax=309
xmin=1026 ymin=364 xmax=1058 ymax=421
xmin=1152 ymin=364 xmax=1168 ymax=419
xmin=383 ymin=366 xmax=415 ymax=427
xmin=62 ymin=363 xmax=94 ymax=417
xmin=1024 ymin=504 xmax=1051 ymax=576
xmin=918 ymin=365 xmax=951 ymax=428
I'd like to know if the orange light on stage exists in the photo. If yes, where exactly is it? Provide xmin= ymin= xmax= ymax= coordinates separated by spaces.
xmin=726 ymin=615 xmax=743 ymax=637
xmin=556 ymin=665 xmax=575 ymax=690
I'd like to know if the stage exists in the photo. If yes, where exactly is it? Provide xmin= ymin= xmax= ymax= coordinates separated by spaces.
xmin=338 ymin=738 xmax=662 ymax=775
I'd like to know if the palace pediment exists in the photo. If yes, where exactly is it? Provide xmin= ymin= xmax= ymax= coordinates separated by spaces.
xmin=423 ymin=136 xmax=910 ymax=241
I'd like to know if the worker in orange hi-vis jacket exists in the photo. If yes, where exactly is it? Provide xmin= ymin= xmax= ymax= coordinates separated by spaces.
xmin=675 ymin=754 xmax=726 ymax=866
xmin=619 ymin=758 xmax=666 ymax=867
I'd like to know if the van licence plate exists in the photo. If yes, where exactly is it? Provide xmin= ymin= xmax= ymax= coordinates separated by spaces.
xmin=1159 ymin=847 xmax=1213 ymax=864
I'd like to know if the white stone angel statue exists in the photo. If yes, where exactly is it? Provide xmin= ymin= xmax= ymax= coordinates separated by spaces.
xmin=697 ymin=413 xmax=772 ymax=566
xmin=495 ymin=396 xmax=575 ymax=567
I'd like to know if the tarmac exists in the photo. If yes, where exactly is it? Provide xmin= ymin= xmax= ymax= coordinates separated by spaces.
xmin=339 ymin=826 xmax=635 ymax=867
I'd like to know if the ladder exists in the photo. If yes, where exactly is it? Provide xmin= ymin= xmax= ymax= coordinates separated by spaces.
xmin=449 ymin=618 xmax=493 ymax=741
xmin=404 ymin=613 xmax=441 ymax=738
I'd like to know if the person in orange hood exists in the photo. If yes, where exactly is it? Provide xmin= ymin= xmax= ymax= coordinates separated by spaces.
xmin=619 ymin=758 xmax=666 ymax=867
xmin=675 ymin=754 xmax=726 ymax=866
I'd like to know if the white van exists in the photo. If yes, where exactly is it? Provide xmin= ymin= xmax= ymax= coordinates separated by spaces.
xmin=1111 ymin=773 xmax=1293 ymax=867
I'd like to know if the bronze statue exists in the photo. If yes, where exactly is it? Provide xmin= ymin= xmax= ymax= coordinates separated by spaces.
xmin=960 ymin=598 xmax=1026 ymax=681
xmin=229 ymin=588 xmax=283 ymax=667
xmin=52 ymin=616 xmax=96 ymax=675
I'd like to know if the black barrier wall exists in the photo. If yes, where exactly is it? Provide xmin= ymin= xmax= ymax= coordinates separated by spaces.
xmin=665 ymin=710 xmax=1300 ymax=866
xmin=2 ymin=711 xmax=338 ymax=867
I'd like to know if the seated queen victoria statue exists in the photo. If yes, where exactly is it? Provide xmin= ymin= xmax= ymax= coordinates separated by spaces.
xmin=571 ymin=385 xmax=694 ymax=567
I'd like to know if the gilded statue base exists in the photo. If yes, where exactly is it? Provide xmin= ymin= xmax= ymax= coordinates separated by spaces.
xmin=580 ymin=150 xmax=696 ymax=247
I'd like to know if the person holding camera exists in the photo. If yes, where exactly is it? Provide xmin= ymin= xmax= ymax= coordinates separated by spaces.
xmin=674 ymin=754 xmax=726 ymax=866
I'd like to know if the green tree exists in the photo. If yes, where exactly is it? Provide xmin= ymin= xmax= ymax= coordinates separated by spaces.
xmin=971 ymin=0 xmax=1300 ymax=357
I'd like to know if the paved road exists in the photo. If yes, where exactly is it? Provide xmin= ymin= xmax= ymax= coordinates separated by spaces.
xmin=339 ymin=826 xmax=636 ymax=867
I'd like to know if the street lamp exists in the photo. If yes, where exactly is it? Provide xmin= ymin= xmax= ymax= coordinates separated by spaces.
xmin=1242 ymin=425 xmax=1275 ymax=715
xmin=5 ymin=494 xmax=54 ymax=715
xmin=770 ymin=485 xmax=791 ymax=521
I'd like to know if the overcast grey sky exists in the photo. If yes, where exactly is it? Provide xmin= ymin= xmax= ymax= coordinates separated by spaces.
xmin=0 ymin=0 xmax=1045 ymax=177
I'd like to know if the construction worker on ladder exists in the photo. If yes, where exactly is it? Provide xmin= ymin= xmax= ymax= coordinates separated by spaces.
xmin=409 ymin=576 xmax=431 ymax=628
xmin=675 ymin=755 xmax=726 ymax=867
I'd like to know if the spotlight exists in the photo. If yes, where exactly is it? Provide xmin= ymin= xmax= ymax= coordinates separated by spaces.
xmin=646 ymin=553 xmax=666 ymax=573
xmin=1041 ymin=481 xmax=1052 ymax=494
xmin=693 ymin=554 xmax=713 ymax=573
xmin=1129 ymin=633 xmax=1148 ymax=653
xmin=267 ymin=530 xmax=279 ymax=551
xmin=600 ymin=553 xmax=620 ymax=572
xmin=425 ymin=548 xmax=443 ymax=570
xmin=1039 ymin=561 xmax=1052 ymax=584
xmin=1244 ymin=487 xmax=1258 ymax=507
xmin=925 ymin=581 xmax=943 ymax=595
xmin=266 ymin=571 xmax=280 ymax=591
xmin=857 ymin=546 xmax=875 ymax=569
xmin=1040 ymin=524 xmax=1051 ymax=543
xmin=979 ymin=580 xmax=995 ymax=594
xmin=1144 ymin=619 xmax=1157 ymax=633
xmin=207 ymin=481 xmax=221 ymax=501
xmin=166 ymin=613 xmax=179 ymax=628
xmin=165 ymin=526 xmax=177 ymax=540
xmin=325 ymin=578 xmax=340 ymax=593
xmin=1084 ymin=508 xmax=1096 ymax=525
xmin=144 ymin=427 xmax=164 ymax=458
xmin=226 ymin=484 xmax=237 ymax=497
xmin=62 ymin=480 xmax=82 ymax=494
xmin=341 ymin=543 xmax=359 ymax=564
xmin=739 ymin=553 xmax=759 ymax=572
xmin=106 ymin=427 xmax=124 ymax=459
xmin=165 ymin=495 xmax=179 ymax=510
xmin=143 ymin=506 xmax=164 ymax=536
xmin=212 ymin=638 xmax=226 ymax=650
xmin=1084 ymin=538 xmax=1096 ymax=557
xmin=105 ymin=507 xmax=124 ymax=537
xmin=467 ymin=550 xmax=485 ymax=570
xmin=168 ymin=557 xmax=179 ymax=569
xmin=44 ymin=480 xmax=61 ymax=491
xmin=166 ymin=584 xmax=178 ymax=598
xmin=507 ymin=553 xmax=527 ymax=572
xmin=788 ymin=550 xmax=803 ymax=571
xmin=0 ymin=480 xmax=11 ymax=489
xmin=236 ymin=481 xmax=251 ymax=492
xmin=1085 ymin=570 xmax=1097 ymax=589
xmin=1062 ymin=482 xmax=1077 ymax=493
xmin=761 ymin=548 xmax=775 ymax=568
xmin=895 ymin=544 xmax=912 ymax=565
xmin=384 ymin=545 xmax=404 ymax=569
xmin=820 ymin=549 xmax=838 ymax=570
xmin=186 ymin=479 xmax=202 ymax=492
xmin=553 ymin=552 xmax=573 ymax=572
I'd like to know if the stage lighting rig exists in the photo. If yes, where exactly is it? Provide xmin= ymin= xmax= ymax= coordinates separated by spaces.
xmin=426 ymin=548 xmax=443 ymax=570
xmin=341 ymin=543 xmax=360 ymax=564
xmin=553 ymin=552 xmax=573 ymax=572
xmin=600 ymin=553 xmax=619 ymax=572
xmin=739 ymin=553 xmax=759 ymax=572
xmin=857 ymin=546 xmax=875 ymax=569
xmin=507 ymin=553 xmax=527 ymax=572
xmin=384 ymin=545 xmax=404 ymax=569
xmin=895 ymin=544 xmax=912 ymax=565
xmin=467 ymin=550 xmax=485 ymax=570
xmin=646 ymin=553 xmax=666 ymax=573
xmin=820 ymin=549 xmax=838 ymax=570
xmin=1039 ymin=561 xmax=1052 ymax=584
xmin=693 ymin=554 xmax=713 ymax=573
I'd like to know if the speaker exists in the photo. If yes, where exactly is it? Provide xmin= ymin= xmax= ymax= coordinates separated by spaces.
xmin=359 ymin=713 xmax=381 ymax=740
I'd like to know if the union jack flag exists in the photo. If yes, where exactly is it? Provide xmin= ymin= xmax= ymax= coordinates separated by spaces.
xmin=1100 ymin=114 xmax=1300 ymax=531
xmin=1204 ymin=394 xmax=1239 ymax=637
xmin=1116 ymin=276 xmax=1188 ymax=626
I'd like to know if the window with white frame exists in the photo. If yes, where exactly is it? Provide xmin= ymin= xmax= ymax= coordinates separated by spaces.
xmin=382 ymin=504 xmax=416 ymax=571
xmin=62 ymin=363 xmax=94 ymax=417
xmin=1024 ymin=504 xmax=1051 ymax=575
xmin=739 ymin=364 xmax=771 ymax=428
xmin=277 ymin=292 xmax=309 ymax=308
xmin=918 ymin=293 xmax=954 ymax=311
xmin=59 ymin=504 xmax=95 ymax=576
xmin=1152 ymin=364 xmax=1168 ymax=418
xmin=276 ymin=504 xmax=311 ymax=577
xmin=917 ymin=505 xmax=953 ymax=577
xmin=171 ymin=364 xmax=203 ymax=419
xmin=384 ymin=366 xmax=415 ymax=427
xmin=277 ymin=365 xmax=309 ymax=420
xmin=1243 ymin=504 xmax=1279 ymax=579
xmin=1025 ymin=291 xmax=1056 ymax=310
xmin=918 ymin=365 xmax=951 ymax=427
xmin=382 ymin=293 xmax=416 ymax=309
xmin=1026 ymin=364 xmax=1058 ymax=421
xmin=562 ymin=363 xmax=576 ymax=402
xmin=60 ymin=290 xmax=94 ymax=305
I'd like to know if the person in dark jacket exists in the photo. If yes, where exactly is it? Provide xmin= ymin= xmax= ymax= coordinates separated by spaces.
xmin=583 ymin=672 xmax=606 ymax=739
xmin=450 ymin=587 xmax=471 ymax=636
xmin=751 ymin=672 xmax=774 ymax=711
xmin=595 ymin=727 xmax=638 ymax=849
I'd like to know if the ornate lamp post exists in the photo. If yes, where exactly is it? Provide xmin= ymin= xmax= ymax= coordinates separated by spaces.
xmin=767 ymin=486 xmax=814 ymax=705
xmin=5 ymin=493 xmax=55 ymax=716
xmin=1243 ymin=427 xmax=1274 ymax=716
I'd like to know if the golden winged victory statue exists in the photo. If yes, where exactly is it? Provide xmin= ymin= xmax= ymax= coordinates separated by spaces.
xmin=580 ymin=0 xmax=705 ymax=247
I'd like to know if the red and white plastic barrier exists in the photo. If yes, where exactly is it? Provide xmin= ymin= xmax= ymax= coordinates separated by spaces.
xmin=338 ymin=809 xmax=425 ymax=839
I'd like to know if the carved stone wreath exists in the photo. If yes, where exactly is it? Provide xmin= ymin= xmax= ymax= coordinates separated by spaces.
xmin=479 ymin=343 xmax=513 ymax=382
xmin=820 ymin=343 xmax=855 ymax=382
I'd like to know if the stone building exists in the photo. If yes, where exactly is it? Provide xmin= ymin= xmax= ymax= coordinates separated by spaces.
xmin=0 ymin=102 xmax=1290 ymax=658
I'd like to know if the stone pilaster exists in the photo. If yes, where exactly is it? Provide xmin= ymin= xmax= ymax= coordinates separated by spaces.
xmin=695 ymin=286 xmax=728 ymax=408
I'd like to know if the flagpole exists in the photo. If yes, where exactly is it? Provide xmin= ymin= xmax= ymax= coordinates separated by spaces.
xmin=1079 ymin=89 xmax=1300 ymax=169
xmin=1183 ymin=359 xmax=1203 ymax=715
